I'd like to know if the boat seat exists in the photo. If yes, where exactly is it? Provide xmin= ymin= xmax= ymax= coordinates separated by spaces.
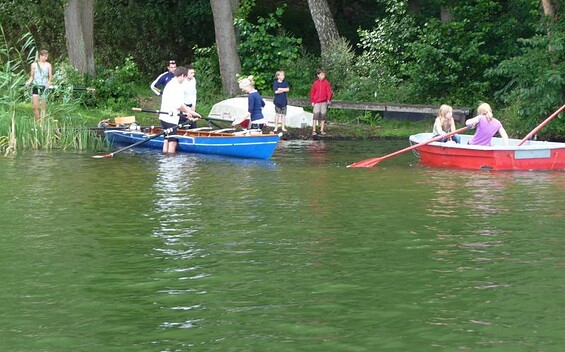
xmin=212 ymin=128 xmax=236 ymax=133
xmin=189 ymin=127 xmax=213 ymax=131
xmin=235 ymin=129 xmax=263 ymax=136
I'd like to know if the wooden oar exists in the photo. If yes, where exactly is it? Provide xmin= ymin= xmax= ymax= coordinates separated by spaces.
xmin=25 ymin=84 xmax=95 ymax=92
xmin=130 ymin=107 xmax=223 ymax=128
xmin=348 ymin=125 xmax=470 ymax=168
xmin=92 ymin=122 xmax=190 ymax=159
xmin=517 ymin=104 xmax=565 ymax=146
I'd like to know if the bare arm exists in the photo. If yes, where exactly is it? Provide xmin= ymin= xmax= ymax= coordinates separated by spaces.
xmin=433 ymin=118 xmax=446 ymax=135
xmin=47 ymin=63 xmax=53 ymax=87
xmin=466 ymin=116 xmax=480 ymax=127
xmin=498 ymin=126 xmax=509 ymax=145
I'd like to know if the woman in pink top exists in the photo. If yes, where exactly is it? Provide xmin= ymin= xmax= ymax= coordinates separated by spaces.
xmin=465 ymin=103 xmax=509 ymax=146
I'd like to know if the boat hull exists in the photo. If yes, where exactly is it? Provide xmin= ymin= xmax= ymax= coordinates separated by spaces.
xmin=409 ymin=133 xmax=565 ymax=171
xmin=105 ymin=130 xmax=280 ymax=160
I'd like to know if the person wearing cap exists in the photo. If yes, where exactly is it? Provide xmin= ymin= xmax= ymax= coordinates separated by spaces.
xmin=150 ymin=60 xmax=177 ymax=96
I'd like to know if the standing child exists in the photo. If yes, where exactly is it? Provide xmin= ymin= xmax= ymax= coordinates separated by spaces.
xmin=310 ymin=68 xmax=332 ymax=136
xmin=26 ymin=49 xmax=52 ymax=121
xmin=273 ymin=70 xmax=289 ymax=132
xmin=232 ymin=76 xmax=265 ymax=130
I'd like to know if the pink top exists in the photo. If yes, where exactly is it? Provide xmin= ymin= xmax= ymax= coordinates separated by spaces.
xmin=468 ymin=115 xmax=502 ymax=146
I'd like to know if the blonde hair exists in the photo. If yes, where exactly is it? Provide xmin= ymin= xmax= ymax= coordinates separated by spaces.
xmin=238 ymin=75 xmax=255 ymax=89
xmin=438 ymin=104 xmax=453 ymax=120
xmin=275 ymin=71 xmax=284 ymax=78
xmin=477 ymin=102 xmax=494 ymax=122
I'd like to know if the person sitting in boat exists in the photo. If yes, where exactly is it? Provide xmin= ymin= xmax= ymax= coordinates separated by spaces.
xmin=160 ymin=66 xmax=200 ymax=154
xmin=466 ymin=102 xmax=509 ymax=146
xmin=433 ymin=104 xmax=460 ymax=143
xmin=232 ymin=76 xmax=265 ymax=130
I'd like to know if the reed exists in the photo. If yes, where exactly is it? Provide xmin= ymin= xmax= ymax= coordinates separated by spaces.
xmin=1 ymin=26 xmax=106 ymax=156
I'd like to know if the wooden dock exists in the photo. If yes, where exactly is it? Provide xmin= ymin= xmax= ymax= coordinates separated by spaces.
xmin=263 ymin=97 xmax=472 ymax=124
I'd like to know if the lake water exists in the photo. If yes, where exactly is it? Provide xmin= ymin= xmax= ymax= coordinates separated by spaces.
xmin=1 ymin=140 xmax=564 ymax=351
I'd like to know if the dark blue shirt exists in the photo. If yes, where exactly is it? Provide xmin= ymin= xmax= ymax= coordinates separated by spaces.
xmin=150 ymin=71 xmax=175 ymax=95
xmin=248 ymin=91 xmax=265 ymax=121
xmin=273 ymin=79 xmax=289 ymax=107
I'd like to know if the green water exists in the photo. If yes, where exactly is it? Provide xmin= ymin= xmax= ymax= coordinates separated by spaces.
xmin=1 ymin=140 xmax=564 ymax=351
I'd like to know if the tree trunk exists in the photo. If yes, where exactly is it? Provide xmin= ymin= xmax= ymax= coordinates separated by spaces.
xmin=307 ymin=0 xmax=340 ymax=56
xmin=64 ymin=0 xmax=96 ymax=76
xmin=210 ymin=0 xmax=241 ymax=96
xmin=407 ymin=0 xmax=421 ymax=15
xmin=541 ymin=0 xmax=558 ymax=22
xmin=440 ymin=5 xmax=453 ymax=23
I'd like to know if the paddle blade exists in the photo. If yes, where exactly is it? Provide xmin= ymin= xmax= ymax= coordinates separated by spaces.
xmin=92 ymin=153 xmax=113 ymax=159
xmin=347 ymin=158 xmax=383 ymax=168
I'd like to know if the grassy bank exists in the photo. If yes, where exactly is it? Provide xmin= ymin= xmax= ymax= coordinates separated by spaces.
xmin=1 ymin=88 xmax=433 ymax=156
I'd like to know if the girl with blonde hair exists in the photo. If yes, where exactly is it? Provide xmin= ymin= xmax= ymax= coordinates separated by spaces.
xmin=26 ymin=49 xmax=52 ymax=121
xmin=233 ymin=75 xmax=265 ymax=129
xmin=466 ymin=102 xmax=509 ymax=146
xmin=433 ymin=104 xmax=460 ymax=143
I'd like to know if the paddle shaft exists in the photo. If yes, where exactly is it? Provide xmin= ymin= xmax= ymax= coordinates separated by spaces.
xmin=25 ymin=84 xmax=95 ymax=91
xmin=131 ymin=107 xmax=224 ymax=128
xmin=517 ymin=105 xmax=565 ymax=146
xmin=348 ymin=125 xmax=470 ymax=168
xmin=92 ymin=122 xmax=190 ymax=158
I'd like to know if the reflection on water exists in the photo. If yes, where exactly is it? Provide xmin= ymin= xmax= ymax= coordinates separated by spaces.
xmin=1 ymin=144 xmax=565 ymax=351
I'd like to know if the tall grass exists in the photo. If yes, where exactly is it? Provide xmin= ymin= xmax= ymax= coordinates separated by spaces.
xmin=1 ymin=26 xmax=105 ymax=156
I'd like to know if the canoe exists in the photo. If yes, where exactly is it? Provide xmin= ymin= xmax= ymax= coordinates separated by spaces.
xmin=409 ymin=133 xmax=565 ymax=171
xmin=104 ymin=127 xmax=280 ymax=160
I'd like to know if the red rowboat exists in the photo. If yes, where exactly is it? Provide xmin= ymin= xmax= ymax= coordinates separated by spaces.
xmin=409 ymin=133 xmax=565 ymax=171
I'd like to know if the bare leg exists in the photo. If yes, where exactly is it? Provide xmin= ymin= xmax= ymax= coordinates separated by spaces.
xmin=320 ymin=120 xmax=325 ymax=134
xmin=281 ymin=115 xmax=287 ymax=131
xmin=162 ymin=139 xmax=169 ymax=153
xmin=167 ymin=140 xmax=178 ymax=154
xmin=32 ymin=94 xmax=41 ymax=121
xmin=39 ymin=99 xmax=46 ymax=121
xmin=274 ymin=114 xmax=279 ymax=131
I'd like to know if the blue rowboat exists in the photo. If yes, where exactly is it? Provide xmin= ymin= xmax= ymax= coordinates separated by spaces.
xmin=104 ymin=128 xmax=280 ymax=160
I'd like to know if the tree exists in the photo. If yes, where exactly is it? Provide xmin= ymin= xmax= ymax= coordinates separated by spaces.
xmin=306 ymin=0 xmax=340 ymax=56
xmin=64 ymin=0 xmax=95 ymax=76
xmin=210 ymin=0 xmax=241 ymax=96
xmin=541 ymin=0 xmax=558 ymax=22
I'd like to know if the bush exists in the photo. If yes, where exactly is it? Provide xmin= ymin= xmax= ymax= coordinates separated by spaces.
xmin=490 ymin=17 xmax=565 ymax=137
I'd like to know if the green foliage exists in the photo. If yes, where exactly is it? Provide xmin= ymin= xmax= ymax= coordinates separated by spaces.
xmin=235 ymin=6 xmax=302 ymax=93
xmin=52 ymin=57 xmax=142 ymax=111
xmin=94 ymin=0 xmax=214 ymax=75
xmin=352 ymin=0 xmax=542 ymax=109
xmin=403 ymin=18 xmax=494 ymax=105
xmin=490 ymin=17 xmax=565 ymax=137
xmin=91 ymin=57 xmax=142 ymax=110
xmin=192 ymin=45 xmax=223 ymax=102
xmin=348 ymin=0 xmax=415 ymax=103
xmin=321 ymin=37 xmax=356 ymax=93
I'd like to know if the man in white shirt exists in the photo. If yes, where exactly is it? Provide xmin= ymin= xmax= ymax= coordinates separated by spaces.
xmin=180 ymin=65 xmax=198 ymax=128
xmin=160 ymin=66 xmax=200 ymax=153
